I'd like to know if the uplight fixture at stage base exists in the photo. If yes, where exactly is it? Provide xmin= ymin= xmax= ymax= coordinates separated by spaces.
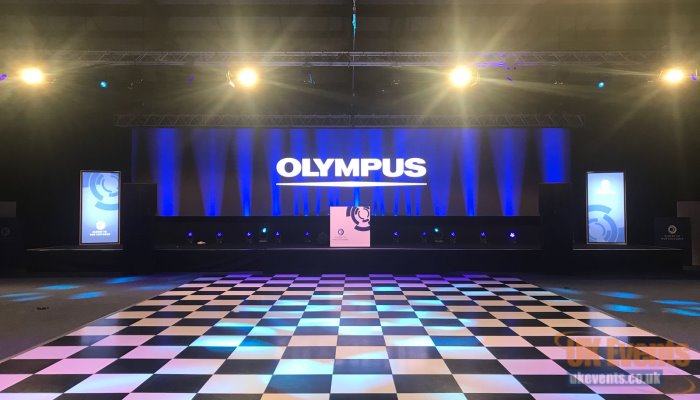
xmin=508 ymin=231 xmax=518 ymax=245
xmin=392 ymin=231 xmax=400 ymax=243
xmin=480 ymin=231 xmax=488 ymax=245
xmin=259 ymin=226 xmax=269 ymax=243
xmin=432 ymin=227 xmax=444 ymax=243
xmin=273 ymin=231 xmax=282 ymax=244
xmin=245 ymin=231 xmax=254 ymax=244
xmin=19 ymin=67 xmax=45 ymax=86
xmin=216 ymin=231 xmax=223 ymax=245
xmin=420 ymin=231 xmax=428 ymax=244
xmin=186 ymin=231 xmax=194 ymax=245
xmin=304 ymin=231 xmax=312 ymax=244
xmin=449 ymin=65 xmax=479 ymax=88
xmin=449 ymin=231 xmax=457 ymax=244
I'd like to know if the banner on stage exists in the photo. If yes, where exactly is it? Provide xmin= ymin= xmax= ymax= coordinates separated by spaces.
xmin=80 ymin=171 xmax=121 ymax=245
xmin=587 ymin=171 xmax=626 ymax=244
xmin=330 ymin=206 xmax=371 ymax=247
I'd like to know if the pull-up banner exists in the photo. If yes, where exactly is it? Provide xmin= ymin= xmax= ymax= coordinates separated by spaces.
xmin=80 ymin=171 xmax=121 ymax=245
xmin=587 ymin=171 xmax=626 ymax=244
xmin=330 ymin=206 xmax=371 ymax=247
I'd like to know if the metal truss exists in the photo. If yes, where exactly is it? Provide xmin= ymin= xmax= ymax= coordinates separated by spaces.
xmin=115 ymin=113 xmax=584 ymax=128
xmin=28 ymin=50 xmax=660 ymax=67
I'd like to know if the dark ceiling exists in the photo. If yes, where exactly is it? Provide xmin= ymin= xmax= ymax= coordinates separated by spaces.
xmin=1 ymin=0 xmax=699 ymax=53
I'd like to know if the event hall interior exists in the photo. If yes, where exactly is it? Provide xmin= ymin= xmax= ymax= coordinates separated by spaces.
xmin=1 ymin=0 xmax=700 ymax=398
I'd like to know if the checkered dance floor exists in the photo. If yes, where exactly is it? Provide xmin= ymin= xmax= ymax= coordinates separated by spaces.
xmin=1 ymin=274 xmax=699 ymax=399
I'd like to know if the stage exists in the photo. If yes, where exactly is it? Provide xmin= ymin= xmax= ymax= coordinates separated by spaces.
xmin=24 ymin=243 xmax=683 ymax=275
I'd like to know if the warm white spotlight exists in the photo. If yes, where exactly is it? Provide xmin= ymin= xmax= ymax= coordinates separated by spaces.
xmin=449 ymin=66 xmax=478 ymax=88
xmin=236 ymin=67 xmax=259 ymax=88
xmin=660 ymin=68 xmax=687 ymax=85
xmin=19 ymin=67 xmax=45 ymax=85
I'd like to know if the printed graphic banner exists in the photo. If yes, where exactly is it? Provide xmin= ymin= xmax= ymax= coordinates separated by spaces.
xmin=587 ymin=172 xmax=626 ymax=244
xmin=80 ymin=171 xmax=120 ymax=244
xmin=330 ymin=206 xmax=371 ymax=247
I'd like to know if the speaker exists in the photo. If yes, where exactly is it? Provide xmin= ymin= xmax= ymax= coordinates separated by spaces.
xmin=121 ymin=183 xmax=157 ymax=252
xmin=539 ymin=183 xmax=573 ymax=251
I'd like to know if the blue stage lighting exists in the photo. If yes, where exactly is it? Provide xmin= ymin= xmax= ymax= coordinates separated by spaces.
xmin=509 ymin=232 xmax=516 ymax=239
xmin=304 ymin=231 xmax=312 ymax=243
xmin=99 ymin=81 xmax=108 ymax=88
xmin=449 ymin=231 xmax=457 ymax=244
xmin=0 ymin=73 xmax=7 ymax=81
xmin=186 ymin=231 xmax=194 ymax=244
xmin=392 ymin=231 xmax=400 ymax=243
xmin=597 ymin=81 xmax=605 ymax=89
xmin=216 ymin=231 xmax=223 ymax=244
xmin=508 ymin=231 xmax=517 ymax=244
xmin=480 ymin=231 xmax=487 ymax=238
xmin=480 ymin=231 xmax=488 ymax=244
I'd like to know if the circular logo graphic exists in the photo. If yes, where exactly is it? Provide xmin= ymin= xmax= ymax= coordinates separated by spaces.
xmin=346 ymin=206 xmax=371 ymax=232
xmin=337 ymin=228 xmax=345 ymax=236
xmin=96 ymin=221 xmax=106 ymax=231
xmin=587 ymin=204 xmax=623 ymax=243
xmin=668 ymin=225 xmax=678 ymax=235
xmin=87 ymin=172 xmax=120 ymax=211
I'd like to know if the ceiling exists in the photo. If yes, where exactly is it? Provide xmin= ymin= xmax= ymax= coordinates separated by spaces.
xmin=1 ymin=0 xmax=698 ymax=54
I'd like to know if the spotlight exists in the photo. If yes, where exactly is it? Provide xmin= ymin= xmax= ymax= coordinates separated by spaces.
xmin=245 ymin=231 xmax=254 ymax=244
xmin=273 ymin=231 xmax=282 ymax=244
xmin=19 ymin=67 xmax=45 ymax=86
xmin=235 ymin=67 xmax=259 ymax=88
xmin=216 ymin=231 xmax=223 ymax=245
xmin=304 ymin=231 xmax=312 ymax=244
xmin=186 ymin=231 xmax=194 ymax=245
xmin=508 ymin=231 xmax=517 ymax=244
xmin=99 ymin=80 xmax=108 ymax=89
xmin=449 ymin=65 xmax=478 ymax=88
xmin=660 ymin=68 xmax=690 ymax=85
xmin=392 ymin=231 xmax=400 ymax=244
xmin=449 ymin=231 xmax=457 ymax=244
xmin=480 ymin=231 xmax=488 ymax=245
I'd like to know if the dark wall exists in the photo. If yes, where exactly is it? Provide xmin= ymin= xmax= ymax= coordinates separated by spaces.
xmin=1 ymin=86 xmax=699 ymax=247
xmin=0 ymin=87 xmax=131 ymax=247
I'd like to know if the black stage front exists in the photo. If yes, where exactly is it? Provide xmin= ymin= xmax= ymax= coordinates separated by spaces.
xmin=19 ymin=216 xmax=686 ymax=274
xmin=25 ymin=244 xmax=683 ymax=275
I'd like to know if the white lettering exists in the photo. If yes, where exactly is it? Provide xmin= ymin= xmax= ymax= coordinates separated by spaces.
xmin=276 ymin=158 xmax=302 ymax=178
xmin=404 ymin=158 xmax=427 ymax=178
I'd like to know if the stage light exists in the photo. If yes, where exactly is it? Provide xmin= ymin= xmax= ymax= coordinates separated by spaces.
xmin=449 ymin=231 xmax=457 ymax=244
xmin=216 ymin=231 xmax=223 ymax=245
xmin=99 ymin=81 xmax=108 ymax=88
xmin=480 ymin=231 xmax=488 ymax=245
xmin=449 ymin=66 xmax=478 ymax=88
xmin=508 ymin=231 xmax=517 ymax=244
xmin=236 ymin=67 xmax=259 ymax=88
xmin=660 ymin=68 xmax=689 ymax=85
xmin=420 ymin=231 xmax=428 ymax=244
xmin=19 ymin=67 xmax=45 ymax=86
xmin=245 ymin=231 xmax=254 ymax=244
xmin=186 ymin=231 xmax=194 ymax=245
xmin=273 ymin=231 xmax=282 ymax=244
xmin=597 ymin=81 xmax=605 ymax=89
xmin=433 ymin=227 xmax=444 ymax=243
xmin=304 ymin=231 xmax=312 ymax=243
xmin=0 ymin=73 xmax=7 ymax=81
xmin=259 ymin=226 xmax=269 ymax=243
xmin=392 ymin=231 xmax=400 ymax=244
